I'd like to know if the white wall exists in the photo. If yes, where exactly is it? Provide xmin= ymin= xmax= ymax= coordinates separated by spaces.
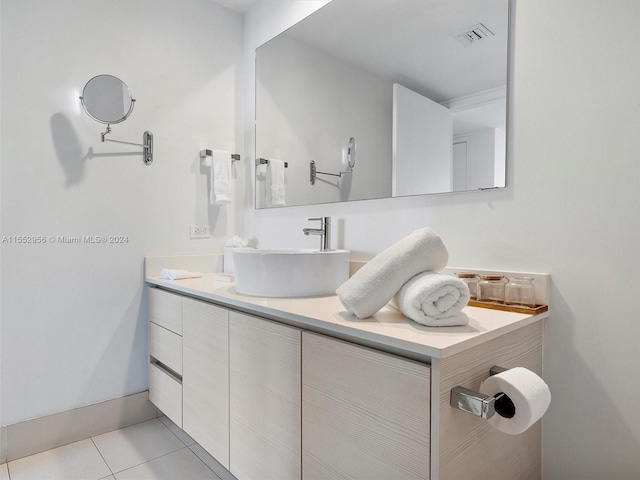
xmin=393 ymin=83 xmax=452 ymax=196
xmin=245 ymin=1 xmax=640 ymax=478
xmin=0 ymin=0 xmax=243 ymax=425
xmin=256 ymin=33 xmax=391 ymax=207
xmin=454 ymin=127 xmax=506 ymax=190
xmin=0 ymin=0 xmax=637 ymax=476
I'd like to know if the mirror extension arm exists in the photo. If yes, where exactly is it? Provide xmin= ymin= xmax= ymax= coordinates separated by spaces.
xmin=101 ymin=125 xmax=154 ymax=166
xmin=310 ymin=160 xmax=352 ymax=185
xmin=310 ymin=136 xmax=356 ymax=185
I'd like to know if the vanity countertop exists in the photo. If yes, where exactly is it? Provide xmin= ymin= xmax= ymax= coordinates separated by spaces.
xmin=146 ymin=274 xmax=548 ymax=361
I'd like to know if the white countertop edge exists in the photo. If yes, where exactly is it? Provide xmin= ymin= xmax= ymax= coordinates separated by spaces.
xmin=145 ymin=274 xmax=548 ymax=361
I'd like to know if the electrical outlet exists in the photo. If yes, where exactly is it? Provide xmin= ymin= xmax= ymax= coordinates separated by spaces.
xmin=190 ymin=224 xmax=211 ymax=239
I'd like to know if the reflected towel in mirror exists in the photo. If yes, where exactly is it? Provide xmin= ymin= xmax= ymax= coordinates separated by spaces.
xmin=266 ymin=159 xmax=286 ymax=206
xmin=210 ymin=150 xmax=232 ymax=205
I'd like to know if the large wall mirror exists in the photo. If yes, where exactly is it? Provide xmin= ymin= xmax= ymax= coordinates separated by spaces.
xmin=255 ymin=0 xmax=510 ymax=209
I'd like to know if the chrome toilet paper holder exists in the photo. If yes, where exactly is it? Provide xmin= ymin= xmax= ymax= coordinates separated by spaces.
xmin=450 ymin=366 xmax=516 ymax=419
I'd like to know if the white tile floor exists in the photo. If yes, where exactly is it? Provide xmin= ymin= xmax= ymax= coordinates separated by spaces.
xmin=0 ymin=417 xmax=237 ymax=480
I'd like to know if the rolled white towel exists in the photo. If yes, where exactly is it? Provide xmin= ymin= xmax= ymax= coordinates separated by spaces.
xmin=392 ymin=272 xmax=470 ymax=327
xmin=336 ymin=228 xmax=448 ymax=319
xmin=160 ymin=269 xmax=203 ymax=281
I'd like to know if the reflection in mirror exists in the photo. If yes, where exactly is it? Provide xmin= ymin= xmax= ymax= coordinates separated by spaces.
xmin=255 ymin=0 xmax=510 ymax=209
xmin=80 ymin=74 xmax=135 ymax=124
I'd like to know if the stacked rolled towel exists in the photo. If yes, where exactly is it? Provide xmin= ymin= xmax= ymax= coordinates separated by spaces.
xmin=336 ymin=228 xmax=449 ymax=319
xmin=391 ymin=272 xmax=470 ymax=327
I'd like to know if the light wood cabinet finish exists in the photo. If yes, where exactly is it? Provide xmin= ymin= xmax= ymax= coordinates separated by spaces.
xmin=149 ymin=322 xmax=182 ymax=375
xmin=149 ymin=288 xmax=182 ymax=335
xmin=229 ymin=312 xmax=301 ymax=480
xmin=183 ymin=298 xmax=230 ymax=469
xmin=148 ymin=288 xmax=184 ymax=429
xmin=147 ymin=285 xmax=545 ymax=480
xmin=148 ymin=362 xmax=182 ymax=428
xmin=302 ymin=332 xmax=431 ymax=480
xmin=437 ymin=322 xmax=543 ymax=480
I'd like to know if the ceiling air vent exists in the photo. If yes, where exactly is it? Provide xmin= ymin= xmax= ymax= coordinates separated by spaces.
xmin=454 ymin=23 xmax=495 ymax=47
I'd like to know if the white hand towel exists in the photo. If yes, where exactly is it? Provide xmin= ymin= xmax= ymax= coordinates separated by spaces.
xmin=392 ymin=272 xmax=470 ymax=327
xmin=160 ymin=269 xmax=203 ymax=281
xmin=210 ymin=150 xmax=232 ymax=205
xmin=336 ymin=228 xmax=449 ymax=319
xmin=266 ymin=159 xmax=286 ymax=207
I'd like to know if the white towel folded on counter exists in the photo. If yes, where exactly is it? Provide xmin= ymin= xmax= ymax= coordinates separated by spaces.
xmin=160 ymin=269 xmax=203 ymax=281
xmin=335 ymin=228 xmax=449 ymax=319
xmin=392 ymin=272 xmax=470 ymax=327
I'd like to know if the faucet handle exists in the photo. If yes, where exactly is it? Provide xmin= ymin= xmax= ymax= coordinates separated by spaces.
xmin=308 ymin=216 xmax=330 ymax=223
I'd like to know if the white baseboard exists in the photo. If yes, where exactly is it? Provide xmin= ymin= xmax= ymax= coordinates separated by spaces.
xmin=0 ymin=391 xmax=157 ymax=463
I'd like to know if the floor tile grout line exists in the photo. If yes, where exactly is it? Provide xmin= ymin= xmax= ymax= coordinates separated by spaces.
xmin=4 ymin=418 xmax=223 ymax=480
xmin=158 ymin=417 xmax=224 ymax=480
xmin=92 ymin=419 xmax=186 ymax=475
xmin=109 ymin=446 xmax=214 ymax=477
xmin=187 ymin=445 xmax=224 ymax=480
xmin=5 ymin=416 xmax=161 ymax=470
xmin=104 ymin=444 xmax=186 ymax=476
xmin=90 ymin=437 xmax=114 ymax=478
xmin=157 ymin=416 xmax=192 ymax=447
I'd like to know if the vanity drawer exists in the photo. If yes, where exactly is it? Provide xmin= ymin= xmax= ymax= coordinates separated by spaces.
xmin=302 ymin=332 xmax=430 ymax=479
xmin=149 ymin=288 xmax=182 ymax=335
xmin=149 ymin=322 xmax=182 ymax=375
xmin=149 ymin=362 xmax=182 ymax=428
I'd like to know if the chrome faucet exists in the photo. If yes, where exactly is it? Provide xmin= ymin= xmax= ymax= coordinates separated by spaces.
xmin=303 ymin=217 xmax=331 ymax=251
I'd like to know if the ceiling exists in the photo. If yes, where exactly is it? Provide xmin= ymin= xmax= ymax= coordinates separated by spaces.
xmin=214 ymin=0 xmax=508 ymax=105
xmin=212 ymin=0 xmax=262 ymax=13
xmin=280 ymin=0 xmax=509 ymax=103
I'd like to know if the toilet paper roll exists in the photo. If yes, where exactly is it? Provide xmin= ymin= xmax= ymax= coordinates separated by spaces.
xmin=479 ymin=367 xmax=551 ymax=435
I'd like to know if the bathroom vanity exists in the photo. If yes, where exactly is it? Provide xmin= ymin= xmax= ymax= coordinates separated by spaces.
xmin=145 ymin=273 xmax=547 ymax=480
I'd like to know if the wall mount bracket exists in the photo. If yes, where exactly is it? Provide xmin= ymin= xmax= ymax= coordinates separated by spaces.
xmin=450 ymin=366 xmax=516 ymax=419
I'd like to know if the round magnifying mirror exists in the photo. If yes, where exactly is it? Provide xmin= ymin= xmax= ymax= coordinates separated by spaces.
xmin=80 ymin=75 xmax=135 ymax=124
xmin=347 ymin=136 xmax=356 ymax=168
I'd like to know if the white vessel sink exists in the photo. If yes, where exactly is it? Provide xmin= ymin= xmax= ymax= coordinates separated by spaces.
xmin=233 ymin=248 xmax=350 ymax=297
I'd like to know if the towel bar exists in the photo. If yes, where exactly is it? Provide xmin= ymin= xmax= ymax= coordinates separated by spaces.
xmin=199 ymin=150 xmax=240 ymax=161
xmin=450 ymin=366 xmax=514 ymax=419
xmin=256 ymin=157 xmax=288 ymax=168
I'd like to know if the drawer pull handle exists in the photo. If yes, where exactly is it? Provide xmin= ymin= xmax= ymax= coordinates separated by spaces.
xmin=150 ymin=357 xmax=182 ymax=383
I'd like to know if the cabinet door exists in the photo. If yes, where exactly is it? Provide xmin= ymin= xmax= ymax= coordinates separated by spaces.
xmin=149 ymin=322 xmax=182 ymax=375
xmin=149 ymin=362 xmax=182 ymax=428
xmin=148 ymin=287 xmax=183 ymax=428
xmin=149 ymin=288 xmax=182 ymax=335
xmin=183 ymin=298 xmax=229 ymax=469
xmin=302 ymin=332 xmax=431 ymax=480
xmin=229 ymin=312 xmax=301 ymax=480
